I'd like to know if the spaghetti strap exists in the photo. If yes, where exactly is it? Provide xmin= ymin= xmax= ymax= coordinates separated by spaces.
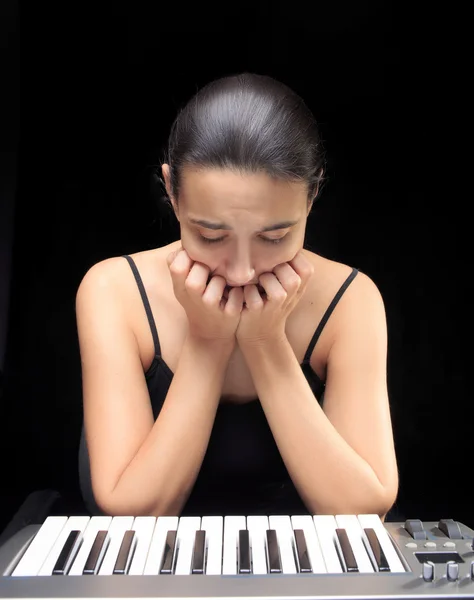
xmin=122 ymin=255 xmax=161 ymax=357
xmin=302 ymin=267 xmax=359 ymax=364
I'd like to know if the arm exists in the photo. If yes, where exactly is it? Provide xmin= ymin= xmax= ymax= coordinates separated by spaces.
xmin=239 ymin=272 xmax=399 ymax=518
xmin=76 ymin=260 xmax=233 ymax=516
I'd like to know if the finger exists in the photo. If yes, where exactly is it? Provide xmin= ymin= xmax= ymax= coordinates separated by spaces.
xmin=168 ymin=250 xmax=195 ymax=297
xmin=166 ymin=245 xmax=184 ymax=267
xmin=224 ymin=286 xmax=244 ymax=315
xmin=288 ymin=251 xmax=314 ymax=283
xmin=258 ymin=272 xmax=287 ymax=302
xmin=243 ymin=284 xmax=265 ymax=308
xmin=202 ymin=275 xmax=227 ymax=306
xmin=272 ymin=263 xmax=301 ymax=294
xmin=184 ymin=261 xmax=211 ymax=296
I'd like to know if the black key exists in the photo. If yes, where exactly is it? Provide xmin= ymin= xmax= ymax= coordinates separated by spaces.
xmin=83 ymin=530 xmax=109 ymax=575
xmin=364 ymin=528 xmax=390 ymax=572
xmin=238 ymin=529 xmax=251 ymax=574
xmin=53 ymin=530 xmax=82 ymax=575
xmin=335 ymin=528 xmax=358 ymax=572
xmin=266 ymin=529 xmax=282 ymax=574
xmin=294 ymin=529 xmax=312 ymax=573
xmin=160 ymin=530 xmax=177 ymax=574
xmin=192 ymin=530 xmax=206 ymax=574
xmin=113 ymin=530 xmax=137 ymax=574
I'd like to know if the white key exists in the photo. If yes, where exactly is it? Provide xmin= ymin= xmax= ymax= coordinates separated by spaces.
xmin=11 ymin=516 xmax=68 ymax=576
xmin=98 ymin=516 xmax=134 ymax=575
xmin=357 ymin=514 xmax=405 ymax=573
xmin=268 ymin=515 xmax=297 ymax=574
xmin=313 ymin=515 xmax=343 ymax=573
xmin=335 ymin=515 xmax=374 ymax=573
xmin=128 ymin=516 xmax=156 ymax=575
xmin=143 ymin=516 xmax=179 ymax=575
xmin=174 ymin=517 xmax=201 ymax=575
xmin=247 ymin=516 xmax=269 ymax=575
xmin=291 ymin=515 xmax=327 ymax=573
xmin=222 ymin=516 xmax=246 ymax=575
xmin=37 ymin=516 xmax=90 ymax=576
xmin=201 ymin=516 xmax=223 ymax=575
xmin=68 ymin=516 xmax=112 ymax=575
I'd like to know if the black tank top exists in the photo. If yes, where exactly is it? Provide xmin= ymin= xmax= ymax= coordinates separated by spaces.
xmin=78 ymin=256 xmax=359 ymax=517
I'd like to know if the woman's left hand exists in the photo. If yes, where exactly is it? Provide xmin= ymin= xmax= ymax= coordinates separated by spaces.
xmin=235 ymin=250 xmax=314 ymax=347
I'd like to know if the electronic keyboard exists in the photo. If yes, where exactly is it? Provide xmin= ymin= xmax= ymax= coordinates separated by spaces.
xmin=0 ymin=514 xmax=473 ymax=598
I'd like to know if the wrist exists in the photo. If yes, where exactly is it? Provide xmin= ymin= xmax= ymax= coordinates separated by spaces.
xmin=186 ymin=333 xmax=235 ymax=357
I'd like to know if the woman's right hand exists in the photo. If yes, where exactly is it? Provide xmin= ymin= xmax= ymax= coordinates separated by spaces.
xmin=167 ymin=247 xmax=244 ymax=346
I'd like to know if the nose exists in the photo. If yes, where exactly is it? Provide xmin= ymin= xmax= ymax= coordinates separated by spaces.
xmin=224 ymin=251 xmax=256 ymax=287
xmin=226 ymin=270 xmax=256 ymax=287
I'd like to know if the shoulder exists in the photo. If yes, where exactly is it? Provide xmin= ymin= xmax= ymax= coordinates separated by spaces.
xmin=77 ymin=242 xmax=179 ymax=298
xmin=303 ymin=248 xmax=384 ymax=309
xmin=300 ymin=249 xmax=386 ymax=348
xmin=76 ymin=242 xmax=181 ymax=327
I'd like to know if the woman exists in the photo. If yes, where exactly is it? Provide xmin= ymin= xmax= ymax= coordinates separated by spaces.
xmin=77 ymin=72 xmax=399 ymax=519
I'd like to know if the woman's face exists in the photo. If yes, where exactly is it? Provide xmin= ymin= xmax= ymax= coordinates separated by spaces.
xmin=163 ymin=165 xmax=311 ymax=293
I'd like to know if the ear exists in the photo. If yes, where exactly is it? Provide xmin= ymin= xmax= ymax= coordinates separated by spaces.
xmin=162 ymin=163 xmax=179 ymax=219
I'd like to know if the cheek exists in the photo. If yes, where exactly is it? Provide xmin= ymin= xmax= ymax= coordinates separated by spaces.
xmin=182 ymin=239 xmax=219 ymax=272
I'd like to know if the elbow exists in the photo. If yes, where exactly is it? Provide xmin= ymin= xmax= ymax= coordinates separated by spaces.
xmin=305 ymin=482 xmax=398 ymax=521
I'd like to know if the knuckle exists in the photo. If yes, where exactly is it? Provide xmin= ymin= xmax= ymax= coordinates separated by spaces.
xmin=184 ymin=278 xmax=201 ymax=292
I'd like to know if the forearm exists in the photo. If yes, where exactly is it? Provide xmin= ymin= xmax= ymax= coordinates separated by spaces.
xmin=240 ymin=339 xmax=391 ymax=516
xmin=107 ymin=336 xmax=233 ymax=516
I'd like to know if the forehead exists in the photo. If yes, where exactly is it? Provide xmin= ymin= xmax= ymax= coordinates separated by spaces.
xmin=179 ymin=168 xmax=307 ymax=211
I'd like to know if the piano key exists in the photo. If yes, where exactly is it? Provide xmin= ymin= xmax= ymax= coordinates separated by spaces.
xmin=238 ymin=530 xmax=251 ymax=574
xmin=312 ymin=515 xmax=343 ymax=573
xmin=269 ymin=515 xmax=297 ymax=574
xmin=11 ymin=516 xmax=68 ymax=576
xmin=52 ymin=530 xmax=82 ymax=575
xmin=364 ymin=527 xmax=390 ymax=571
xmin=175 ymin=517 xmax=201 ymax=575
xmin=191 ymin=530 xmax=206 ymax=574
xmin=247 ymin=516 xmax=269 ymax=575
xmin=128 ymin=517 xmax=156 ymax=575
xmin=68 ymin=517 xmax=112 ymax=576
xmin=357 ymin=514 xmax=405 ymax=573
xmin=335 ymin=528 xmax=358 ymax=572
xmin=200 ymin=516 xmax=223 ymax=575
xmin=38 ymin=516 xmax=90 ymax=576
xmin=160 ymin=530 xmax=177 ymax=575
xmin=294 ymin=529 xmax=312 ymax=573
xmin=266 ymin=529 xmax=282 ymax=573
xmin=291 ymin=515 xmax=326 ymax=573
xmin=82 ymin=530 xmax=109 ymax=575
xmin=113 ymin=530 xmax=137 ymax=574
xmin=98 ymin=516 xmax=134 ymax=575
xmin=143 ymin=516 xmax=179 ymax=575
xmin=335 ymin=515 xmax=374 ymax=573
xmin=223 ymin=516 xmax=246 ymax=575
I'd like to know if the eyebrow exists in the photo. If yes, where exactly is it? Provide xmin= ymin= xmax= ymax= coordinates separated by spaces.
xmin=188 ymin=218 xmax=299 ymax=232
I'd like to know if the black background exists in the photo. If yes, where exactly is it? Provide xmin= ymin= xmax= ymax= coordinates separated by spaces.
xmin=1 ymin=0 xmax=471 ymax=534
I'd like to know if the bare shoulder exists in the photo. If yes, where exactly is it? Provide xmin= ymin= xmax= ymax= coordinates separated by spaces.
xmin=300 ymin=249 xmax=386 ymax=344
xmin=76 ymin=241 xmax=181 ymax=306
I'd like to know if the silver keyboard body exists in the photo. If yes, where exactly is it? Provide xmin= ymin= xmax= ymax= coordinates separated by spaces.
xmin=0 ymin=515 xmax=473 ymax=599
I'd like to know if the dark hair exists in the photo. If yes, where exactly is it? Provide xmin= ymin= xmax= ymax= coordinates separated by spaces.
xmin=159 ymin=72 xmax=326 ymax=211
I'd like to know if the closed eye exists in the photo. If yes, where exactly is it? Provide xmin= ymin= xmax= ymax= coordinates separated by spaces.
xmin=199 ymin=235 xmax=285 ymax=245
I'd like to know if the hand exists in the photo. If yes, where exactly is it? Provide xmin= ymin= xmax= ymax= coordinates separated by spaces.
xmin=167 ymin=247 xmax=244 ymax=346
xmin=235 ymin=250 xmax=314 ymax=346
